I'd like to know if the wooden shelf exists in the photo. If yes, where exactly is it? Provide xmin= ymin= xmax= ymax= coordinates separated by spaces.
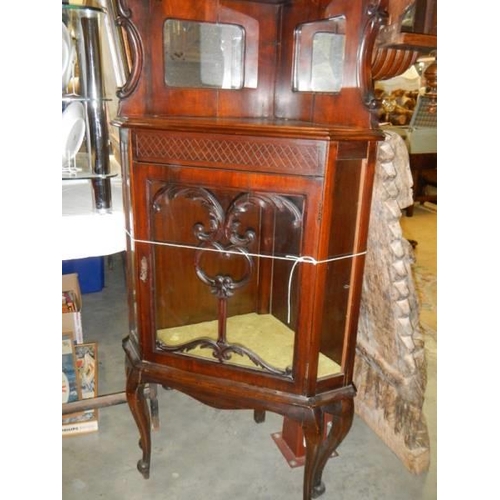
xmin=377 ymin=32 xmax=437 ymax=52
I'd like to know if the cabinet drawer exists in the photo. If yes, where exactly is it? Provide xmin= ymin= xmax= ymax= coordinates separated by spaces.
xmin=133 ymin=131 xmax=326 ymax=176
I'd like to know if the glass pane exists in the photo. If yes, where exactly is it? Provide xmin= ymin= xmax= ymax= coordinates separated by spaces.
xmin=164 ymin=19 xmax=245 ymax=89
xmin=151 ymin=183 xmax=309 ymax=377
xmin=310 ymin=32 xmax=345 ymax=92
xmin=293 ymin=17 xmax=346 ymax=93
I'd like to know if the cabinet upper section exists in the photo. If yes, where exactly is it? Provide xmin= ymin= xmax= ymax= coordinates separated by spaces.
xmin=114 ymin=0 xmax=389 ymax=128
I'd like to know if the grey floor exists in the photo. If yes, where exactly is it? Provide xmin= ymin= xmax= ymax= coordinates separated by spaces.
xmin=62 ymin=224 xmax=437 ymax=500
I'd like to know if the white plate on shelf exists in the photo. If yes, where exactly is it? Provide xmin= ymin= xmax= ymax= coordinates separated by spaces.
xmin=62 ymin=22 xmax=73 ymax=91
xmin=62 ymin=101 xmax=86 ymax=166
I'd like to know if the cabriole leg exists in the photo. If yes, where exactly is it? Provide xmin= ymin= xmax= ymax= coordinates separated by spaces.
xmin=125 ymin=363 xmax=152 ymax=479
xmin=146 ymin=383 xmax=160 ymax=431
xmin=302 ymin=398 xmax=355 ymax=499
xmin=302 ymin=408 xmax=325 ymax=500
xmin=312 ymin=398 xmax=355 ymax=496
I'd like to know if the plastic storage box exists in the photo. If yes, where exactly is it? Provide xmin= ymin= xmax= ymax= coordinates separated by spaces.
xmin=62 ymin=256 xmax=105 ymax=293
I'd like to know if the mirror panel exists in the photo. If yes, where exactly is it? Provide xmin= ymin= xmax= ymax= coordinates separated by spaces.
xmin=164 ymin=19 xmax=245 ymax=89
xmin=293 ymin=17 xmax=346 ymax=93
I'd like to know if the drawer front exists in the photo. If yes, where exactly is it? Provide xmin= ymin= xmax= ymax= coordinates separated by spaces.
xmin=133 ymin=131 xmax=326 ymax=176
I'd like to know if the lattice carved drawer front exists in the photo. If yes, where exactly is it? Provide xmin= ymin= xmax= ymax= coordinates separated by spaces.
xmin=133 ymin=131 xmax=326 ymax=176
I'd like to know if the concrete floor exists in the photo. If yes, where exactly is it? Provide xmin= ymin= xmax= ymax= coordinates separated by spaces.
xmin=62 ymin=206 xmax=437 ymax=500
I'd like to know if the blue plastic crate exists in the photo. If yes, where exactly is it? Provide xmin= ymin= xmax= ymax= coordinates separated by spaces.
xmin=62 ymin=256 xmax=105 ymax=293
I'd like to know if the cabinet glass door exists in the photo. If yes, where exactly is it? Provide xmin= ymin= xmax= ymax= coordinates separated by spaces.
xmin=149 ymin=182 xmax=320 ymax=377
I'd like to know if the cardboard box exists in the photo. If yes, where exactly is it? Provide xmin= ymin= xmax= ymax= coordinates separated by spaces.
xmin=62 ymin=273 xmax=83 ymax=344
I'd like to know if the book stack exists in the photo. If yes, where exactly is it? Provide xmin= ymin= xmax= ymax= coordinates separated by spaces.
xmin=62 ymin=290 xmax=78 ymax=313
xmin=62 ymin=279 xmax=99 ymax=436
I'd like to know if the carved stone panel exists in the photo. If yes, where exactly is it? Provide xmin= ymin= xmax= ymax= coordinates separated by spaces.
xmin=354 ymin=130 xmax=430 ymax=474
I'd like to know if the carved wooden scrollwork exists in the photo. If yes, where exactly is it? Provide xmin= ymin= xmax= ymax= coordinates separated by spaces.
xmin=153 ymin=184 xmax=302 ymax=377
xmin=115 ymin=0 xmax=142 ymax=99
xmin=358 ymin=0 xmax=390 ymax=112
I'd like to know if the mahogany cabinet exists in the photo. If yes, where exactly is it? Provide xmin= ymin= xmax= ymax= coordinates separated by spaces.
xmin=113 ymin=1 xmax=387 ymax=498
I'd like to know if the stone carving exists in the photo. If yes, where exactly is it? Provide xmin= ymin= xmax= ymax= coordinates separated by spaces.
xmin=354 ymin=130 xmax=430 ymax=473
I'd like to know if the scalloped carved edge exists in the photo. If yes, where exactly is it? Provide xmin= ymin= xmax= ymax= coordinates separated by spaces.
xmin=354 ymin=131 xmax=430 ymax=474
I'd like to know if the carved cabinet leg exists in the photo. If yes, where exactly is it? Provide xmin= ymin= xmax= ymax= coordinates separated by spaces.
xmin=302 ymin=408 xmax=326 ymax=500
xmin=146 ymin=383 xmax=160 ymax=431
xmin=126 ymin=364 xmax=152 ymax=479
xmin=302 ymin=398 xmax=355 ymax=500
xmin=313 ymin=398 xmax=354 ymax=496
xmin=253 ymin=409 xmax=266 ymax=423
